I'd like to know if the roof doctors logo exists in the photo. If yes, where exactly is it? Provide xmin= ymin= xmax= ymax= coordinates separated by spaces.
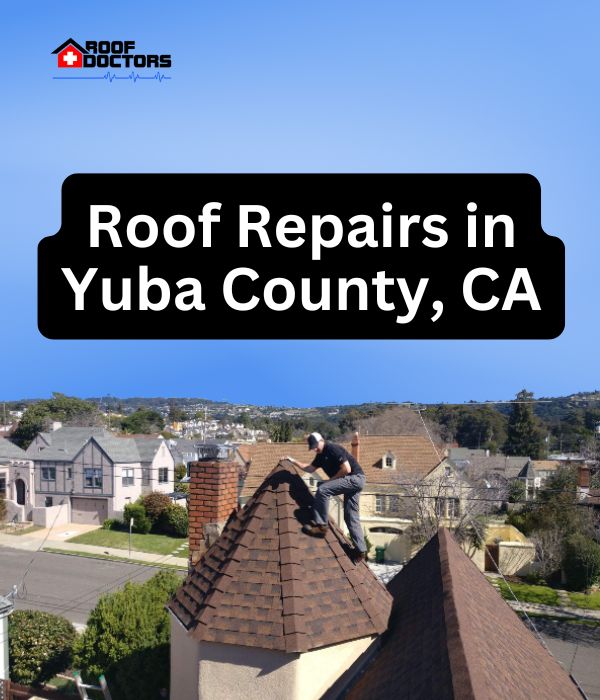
xmin=51 ymin=38 xmax=172 ymax=83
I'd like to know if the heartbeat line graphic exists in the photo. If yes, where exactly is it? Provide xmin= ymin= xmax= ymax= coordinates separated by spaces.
xmin=53 ymin=71 xmax=171 ymax=83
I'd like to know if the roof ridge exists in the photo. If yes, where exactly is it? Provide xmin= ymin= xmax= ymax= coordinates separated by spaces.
xmin=437 ymin=529 xmax=479 ymax=700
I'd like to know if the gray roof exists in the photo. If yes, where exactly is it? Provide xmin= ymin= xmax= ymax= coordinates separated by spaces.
xmin=132 ymin=437 xmax=164 ymax=462
xmin=518 ymin=460 xmax=536 ymax=479
xmin=94 ymin=436 xmax=140 ymax=463
xmin=26 ymin=426 xmax=109 ymax=460
xmin=0 ymin=438 xmax=27 ymax=460
xmin=167 ymin=439 xmax=200 ymax=465
xmin=452 ymin=454 xmax=530 ymax=480
xmin=27 ymin=427 xmax=143 ymax=464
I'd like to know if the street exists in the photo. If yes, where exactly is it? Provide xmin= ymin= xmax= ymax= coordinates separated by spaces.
xmin=0 ymin=546 xmax=183 ymax=626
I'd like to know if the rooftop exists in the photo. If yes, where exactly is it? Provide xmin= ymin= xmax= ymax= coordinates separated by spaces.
xmin=344 ymin=529 xmax=581 ymax=700
xmin=169 ymin=461 xmax=392 ymax=653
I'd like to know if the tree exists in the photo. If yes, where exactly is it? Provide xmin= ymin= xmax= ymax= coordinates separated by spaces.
xmin=9 ymin=610 xmax=76 ymax=686
xmin=123 ymin=502 xmax=151 ymax=534
xmin=12 ymin=393 xmax=100 ymax=448
xmin=406 ymin=466 xmax=502 ymax=549
xmin=120 ymin=408 xmax=165 ymax=434
xmin=504 ymin=390 xmax=545 ymax=458
xmin=74 ymin=571 xmax=180 ymax=700
xmin=142 ymin=492 xmax=172 ymax=527
xmin=269 ymin=421 xmax=293 ymax=442
xmin=168 ymin=403 xmax=187 ymax=424
xmin=563 ymin=534 xmax=600 ymax=591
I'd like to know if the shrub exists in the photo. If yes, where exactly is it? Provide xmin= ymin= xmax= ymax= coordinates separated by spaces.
xmin=73 ymin=570 xmax=180 ymax=700
xmin=0 ymin=496 xmax=6 ymax=522
xmin=142 ymin=492 xmax=172 ymax=526
xmin=123 ymin=502 xmax=151 ymax=534
xmin=174 ymin=463 xmax=187 ymax=481
xmin=102 ymin=518 xmax=121 ymax=531
xmin=159 ymin=503 xmax=188 ymax=537
xmin=563 ymin=534 xmax=600 ymax=591
xmin=9 ymin=610 xmax=76 ymax=686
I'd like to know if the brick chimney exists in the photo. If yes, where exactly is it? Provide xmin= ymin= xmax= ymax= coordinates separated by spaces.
xmin=351 ymin=431 xmax=360 ymax=462
xmin=188 ymin=460 xmax=238 ymax=567
xmin=577 ymin=465 xmax=590 ymax=501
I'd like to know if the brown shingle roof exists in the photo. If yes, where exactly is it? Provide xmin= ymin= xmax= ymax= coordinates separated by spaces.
xmin=169 ymin=461 xmax=392 ymax=653
xmin=346 ymin=529 xmax=581 ymax=700
xmin=239 ymin=436 xmax=440 ymax=497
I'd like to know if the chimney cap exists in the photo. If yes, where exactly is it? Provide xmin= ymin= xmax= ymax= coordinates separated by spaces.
xmin=194 ymin=442 xmax=234 ymax=461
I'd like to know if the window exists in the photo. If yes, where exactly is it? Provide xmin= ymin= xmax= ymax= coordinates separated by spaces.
xmin=84 ymin=468 xmax=102 ymax=489
xmin=41 ymin=466 xmax=56 ymax=481
xmin=122 ymin=468 xmax=134 ymax=487
xmin=388 ymin=495 xmax=400 ymax=513
xmin=447 ymin=498 xmax=460 ymax=518
xmin=158 ymin=468 xmax=169 ymax=484
xmin=435 ymin=497 xmax=460 ymax=519
xmin=0 ymin=474 xmax=6 ymax=496
xmin=44 ymin=496 xmax=53 ymax=507
xmin=383 ymin=452 xmax=396 ymax=469
xmin=375 ymin=495 xmax=400 ymax=513
xmin=66 ymin=467 xmax=73 ymax=480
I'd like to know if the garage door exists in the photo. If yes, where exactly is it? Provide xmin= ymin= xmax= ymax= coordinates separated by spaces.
xmin=71 ymin=497 xmax=108 ymax=525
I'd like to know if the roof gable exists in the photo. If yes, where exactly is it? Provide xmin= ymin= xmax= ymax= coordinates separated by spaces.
xmin=169 ymin=461 xmax=392 ymax=653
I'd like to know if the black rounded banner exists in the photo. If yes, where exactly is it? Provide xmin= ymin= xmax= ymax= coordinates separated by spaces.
xmin=38 ymin=173 xmax=564 ymax=339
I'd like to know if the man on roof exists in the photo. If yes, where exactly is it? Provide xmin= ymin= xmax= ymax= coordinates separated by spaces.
xmin=287 ymin=432 xmax=367 ymax=562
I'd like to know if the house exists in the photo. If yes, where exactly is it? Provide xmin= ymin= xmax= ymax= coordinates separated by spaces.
xmin=236 ymin=434 xmax=454 ymax=562
xmin=168 ymin=458 xmax=581 ymax=700
xmin=0 ymin=438 xmax=33 ymax=521
xmin=51 ymin=38 xmax=88 ymax=69
xmin=24 ymin=426 xmax=174 ymax=524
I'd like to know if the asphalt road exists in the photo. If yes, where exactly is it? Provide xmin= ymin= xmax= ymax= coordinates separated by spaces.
xmin=0 ymin=547 xmax=183 ymax=626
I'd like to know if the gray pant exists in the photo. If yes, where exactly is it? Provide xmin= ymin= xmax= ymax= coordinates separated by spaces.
xmin=314 ymin=473 xmax=367 ymax=552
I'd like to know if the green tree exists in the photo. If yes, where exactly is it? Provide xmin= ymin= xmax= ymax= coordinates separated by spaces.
xmin=74 ymin=571 xmax=180 ymax=700
xmin=120 ymin=408 xmax=165 ymax=434
xmin=12 ymin=393 xmax=100 ymax=448
xmin=123 ymin=502 xmax=151 ymax=534
xmin=563 ymin=534 xmax=600 ymax=591
xmin=142 ymin=492 xmax=172 ymax=527
xmin=168 ymin=403 xmax=187 ymax=423
xmin=269 ymin=421 xmax=293 ymax=442
xmin=9 ymin=610 xmax=76 ymax=686
xmin=504 ymin=390 xmax=545 ymax=458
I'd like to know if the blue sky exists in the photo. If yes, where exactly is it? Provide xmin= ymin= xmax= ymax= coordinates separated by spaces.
xmin=1 ymin=2 xmax=598 ymax=406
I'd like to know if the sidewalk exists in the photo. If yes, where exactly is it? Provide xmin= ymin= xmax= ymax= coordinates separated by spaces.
xmin=0 ymin=525 xmax=188 ymax=568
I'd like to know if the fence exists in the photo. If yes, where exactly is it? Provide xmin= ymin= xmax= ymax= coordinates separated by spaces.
xmin=0 ymin=679 xmax=72 ymax=700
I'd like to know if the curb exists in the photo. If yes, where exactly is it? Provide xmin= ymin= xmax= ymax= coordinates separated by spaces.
xmin=42 ymin=547 xmax=187 ymax=571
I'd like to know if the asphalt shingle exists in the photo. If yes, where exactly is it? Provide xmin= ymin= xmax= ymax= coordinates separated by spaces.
xmin=169 ymin=461 xmax=393 ymax=653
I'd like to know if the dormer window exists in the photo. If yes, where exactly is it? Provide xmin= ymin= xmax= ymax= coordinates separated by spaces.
xmin=383 ymin=452 xmax=396 ymax=469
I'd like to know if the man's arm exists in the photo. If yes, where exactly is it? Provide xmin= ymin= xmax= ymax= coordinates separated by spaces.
xmin=285 ymin=456 xmax=317 ymax=473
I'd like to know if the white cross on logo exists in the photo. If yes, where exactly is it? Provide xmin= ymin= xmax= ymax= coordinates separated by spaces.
xmin=62 ymin=50 xmax=79 ymax=66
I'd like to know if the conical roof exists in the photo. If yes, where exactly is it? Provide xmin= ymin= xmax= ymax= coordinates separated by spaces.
xmin=169 ymin=461 xmax=392 ymax=653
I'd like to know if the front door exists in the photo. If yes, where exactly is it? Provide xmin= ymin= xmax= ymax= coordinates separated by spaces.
xmin=15 ymin=479 xmax=26 ymax=505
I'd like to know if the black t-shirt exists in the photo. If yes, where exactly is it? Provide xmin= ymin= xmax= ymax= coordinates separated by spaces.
xmin=312 ymin=442 xmax=364 ymax=478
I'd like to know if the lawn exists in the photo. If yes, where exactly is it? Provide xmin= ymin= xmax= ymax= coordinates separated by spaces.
xmin=494 ymin=579 xmax=561 ymax=606
xmin=567 ymin=591 xmax=600 ymax=610
xmin=67 ymin=528 xmax=187 ymax=555
xmin=2 ymin=525 xmax=44 ymax=536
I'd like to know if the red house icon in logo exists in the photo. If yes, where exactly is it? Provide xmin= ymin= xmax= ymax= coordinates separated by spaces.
xmin=51 ymin=38 xmax=88 ymax=68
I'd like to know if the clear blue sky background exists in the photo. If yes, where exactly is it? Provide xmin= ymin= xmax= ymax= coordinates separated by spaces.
xmin=2 ymin=2 xmax=598 ymax=406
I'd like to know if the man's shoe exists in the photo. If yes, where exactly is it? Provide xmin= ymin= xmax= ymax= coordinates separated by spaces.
xmin=302 ymin=523 xmax=327 ymax=538
xmin=350 ymin=548 xmax=368 ymax=563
